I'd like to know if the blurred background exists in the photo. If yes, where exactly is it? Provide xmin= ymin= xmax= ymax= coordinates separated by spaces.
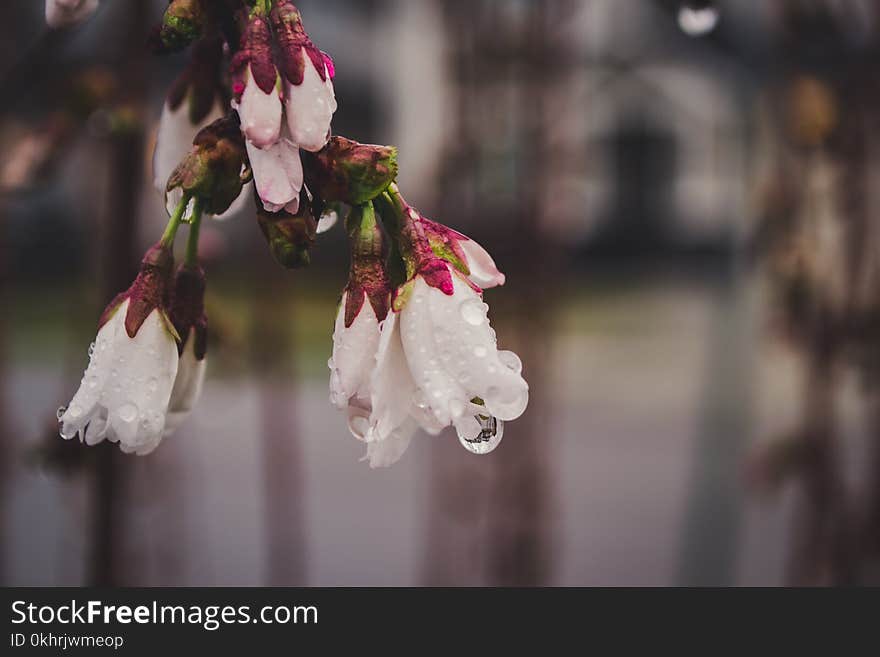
xmin=3 ymin=0 xmax=880 ymax=586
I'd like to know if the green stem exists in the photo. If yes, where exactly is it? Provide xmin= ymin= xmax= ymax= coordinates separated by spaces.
xmin=185 ymin=196 xmax=204 ymax=266
xmin=159 ymin=192 xmax=192 ymax=248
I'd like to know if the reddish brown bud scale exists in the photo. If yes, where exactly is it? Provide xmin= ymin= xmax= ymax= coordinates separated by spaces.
xmin=246 ymin=13 xmax=278 ymax=95
xmin=170 ymin=264 xmax=208 ymax=360
xmin=270 ymin=0 xmax=327 ymax=86
xmin=99 ymin=244 xmax=175 ymax=340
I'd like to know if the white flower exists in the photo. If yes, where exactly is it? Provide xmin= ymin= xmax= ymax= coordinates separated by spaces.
xmin=399 ymin=269 xmax=527 ymax=428
xmin=59 ymin=299 xmax=180 ymax=455
xmin=163 ymin=328 xmax=206 ymax=437
xmin=45 ymin=0 xmax=98 ymax=28
xmin=283 ymin=55 xmax=336 ymax=152
xmin=235 ymin=70 xmax=282 ymax=149
xmin=246 ymin=137 xmax=303 ymax=214
xmin=328 ymin=291 xmax=381 ymax=410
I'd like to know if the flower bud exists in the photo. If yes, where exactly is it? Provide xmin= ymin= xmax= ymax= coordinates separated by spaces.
xmin=343 ymin=202 xmax=391 ymax=327
xmin=270 ymin=0 xmax=330 ymax=87
xmin=100 ymin=243 xmax=177 ymax=340
xmin=166 ymin=115 xmax=249 ymax=216
xmin=170 ymin=264 xmax=207 ymax=360
xmin=230 ymin=10 xmax=278 ymax=102
xmin=256 ymin=190 xmax=317 ymax=269
xmin=160 ymin=0 xmax=207 ymax=52
xmin=302 ymin=137 xmax=398 ymax=205
xmin=166 ymin=36 xmax=225 ymax=125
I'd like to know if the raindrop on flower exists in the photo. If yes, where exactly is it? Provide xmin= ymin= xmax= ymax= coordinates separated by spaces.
xmin=473 ymin=345 xmax=487 ymax=358
xmin=88 ymin=342 xmax=96 ymax=357
xmin=413 ymin=389 xmax=429 ymax=409
xmin=56 ymin=406 xmax=67 ymax=421
xmin=67 ymin=404 xmax=83 ymax=419
xmin=348 ymin=414 xmax=370 ymax=440
xmin=457 ymin=413 xmax=504 ymax=455
xmin=459 ymin=299 xmax=485 ymax=326
xmin=498 ymin=350 xmax=522 ymax=374
xmin=118 ymin=403 xmax=138 ymax=423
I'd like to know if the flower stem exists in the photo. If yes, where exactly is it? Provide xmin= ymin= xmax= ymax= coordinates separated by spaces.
xmin=160 ymin=192 xmax=192 ymax=249
xmin=185 ymin=196 xmax=204 ymax=266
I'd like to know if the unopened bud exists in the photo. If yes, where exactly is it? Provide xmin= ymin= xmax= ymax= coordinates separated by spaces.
xmin=160 ymin=0 xmax=207 ymax=52
xmin=302 ymin=136 xmax=398 ymax=205
xmin=256 ymin=191 xmax=317 ymax=269
xmin=166 ymin=116 xmax=249 ymax=216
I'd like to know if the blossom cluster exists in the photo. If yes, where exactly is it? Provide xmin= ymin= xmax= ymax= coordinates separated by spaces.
xmin=55 ymin=0 xmax=528 ymax=467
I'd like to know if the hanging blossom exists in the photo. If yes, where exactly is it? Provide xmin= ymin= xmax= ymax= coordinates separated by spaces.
xmin=328 ymin=186 xmax=528 ymax=467
xmin=58 ymin=1 xmax=529 ymax=467
xmin=45 ymin=0 xmax=99 ymax=28
xmin=60 ymin=110 xmax=248 ymax=454
xmin=230 ymin=0 xmax=337 ymax=214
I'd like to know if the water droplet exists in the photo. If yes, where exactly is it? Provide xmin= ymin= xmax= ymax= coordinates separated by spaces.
xmin=86 ymin=375 xmax=99 ymax=389
xmin=118 ymin=403 xmax=138 ymax=423
xmin=348 ymin=415 xmax=370 ymax=440
xmin=59 ymin=424 xmax=77 ymax=440
xmin=498 ymin=350 xmax=522 ymax=374
xmin=413 ymin=389 xmax=429 ymax=409
xmin=68 ymin=404 xmax=83 ymax=419
xmin=56 ymin=406 xmax=67 ymax=420
xmin=473 ymin=345 xmax=488 ymax=358
xmin=457 ymin=414 xmax=504 ymax=455
xmin=88 ymin=342 xmax=96 ymax=357
xmin=459 ymin=299 xmax=485 ymax=326
xmin=450 ymin=399 xmax=465 ymax=418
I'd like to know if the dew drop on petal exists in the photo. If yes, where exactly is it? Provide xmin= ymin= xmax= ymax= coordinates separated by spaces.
xmin=413 ymin=389 xmax=429 ymax=409
xmin=457 ymin=414 xmax=504 ymax=455
xmin=59 ymin=424 xmax=78 ymax=440
xmin=86 ymin=375 xmax=99 ymax=389
xmin=68 ymin=404 xmax=83 ymax=419
xmin=348 ymin=414 xmax=370 ymax=440
xmin=56 ymin=406 xmax=67 ymax=420
xmin=118 ymin=403 xmax=138 ymax=423
xmin=498 ymin=350 xmax=523 ymax=374
xmin=473 ymin=345 xmax=488 ymax=358
xmin=459 ymin=299 xmax=485 ymax=326
xmin=88 ymin=342 xmax=96 ymax=357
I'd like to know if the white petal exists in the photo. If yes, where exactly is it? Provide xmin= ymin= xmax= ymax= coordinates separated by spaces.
xmin=60 ymin=301 xmax=180 ymax=455
xmin=401 ymin=272 xmax=529 ymax=423
xmin=328 ymin=292 xmax=380 ymax=409
xmin=284 ymin=54 xmax=337 ymax=152
xmin=236 ymin=71 xmax=282 ymax=148
xmin=46 ymin=0 xmax=98 ymax=28
xmin=164 ymin=328 xmax=206 ymax=437
xmin=154 ymin=100 xmax=224 ymax=202
xmin=369 ymin=312 xmax=425 ymax=440
xmin=246 ymin=138 xmax=303 ymax=212
xmin=459 ymin=237 xmax=506 ymax=288
xmin=360 ymin=420 xmax=414 ymax=468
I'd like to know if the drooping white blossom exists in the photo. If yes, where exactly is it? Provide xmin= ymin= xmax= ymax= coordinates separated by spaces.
xmin=60 ymin=299 xmax=180 ymax=455
xmin=283 ymin=56 xmax=336 ymax=152
xmin=246 ymin=137 xmax=303 ymax=214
